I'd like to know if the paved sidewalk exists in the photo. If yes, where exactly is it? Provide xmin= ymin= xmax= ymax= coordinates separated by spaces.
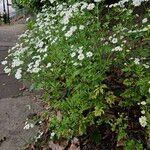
xmin=0 ymin=96 xmax=41 ymax=150
xmin=0 ymin=24 xmax=25 ymax=98
xmin=0 ymin=24 xmax=42 ymax=150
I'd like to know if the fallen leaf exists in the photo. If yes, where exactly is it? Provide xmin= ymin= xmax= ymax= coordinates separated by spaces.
xmin=48 ymin=141 xmax=64 ymax=150
xmin=69 ymin=138 xmax=80 ymax=150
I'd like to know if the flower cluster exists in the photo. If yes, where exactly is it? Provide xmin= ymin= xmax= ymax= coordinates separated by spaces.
xmin=108 ymin=0 xmax=148 ymax=7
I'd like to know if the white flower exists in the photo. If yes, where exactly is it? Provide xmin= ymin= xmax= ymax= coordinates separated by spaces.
xmin=143 ymin=64 xmax=149 ymax=69
xmin=65 ymin=26 xmax=77 ymax=38
xmin=60 ymin=16 xmax=69 ymax=25
xmin=4 ymin=66 xmax=11 ymax=74
xmin=79 ymin=25 xmax=85 ymax=30
xmin=23 ymin=123 xmax=34 ymax=130
xmin=142 ymin=18 xmax=148 ymax=23
xmin=49 ymin=0 xmax=55 ymax=3
xmin=51 ymin=132 xmax=55 ymax=137
xmin=139 ymin=116 xmax=147 ymax=127
xmin=35 ymin=131 xmax=43 ymax=142
xmin=134 ymin=58 xmax=140 ymax=65
xmin=149 ymin=88 xmax=150 ymax=93
xmin=32 ymin=67 xmax=41 ymax=73
xmin=141 ymin=110 xmax=145 ymax=114
xmin=77 ymin=49 xmax=83 ymax=54
xmin=62 ymin=26 xmax=67 ymax=31
xmin=109 ymin=36 xmax=112 ymax=40
xmin=37 ymin=41 xmax=44 ymax=48
xmin=46 ymin=63 xmax=52 ymax=68
xmin=12 ymin=58 xmax=23 ymax=68
xmin=132 ymin=0 xmax=148 ymax=7
xmin=111 ymin=38 xmax=118 ymax=44
xmin=81 ymin=2 xmax=88 ymax=10
xmin=15 ymin=69 xmax=22 ymax=79
xmin=26 ymin=17 xmax=30 ymax=22
xmin=86 ymin=51 xmax=93 ymax=57
xmin=132 ymin=0 xmax=141 ymax=6
xmin=112 ymin=46 xmax=123 ymax=52
xmin=65 ymin=31 xmax=73 ymax=37
xmin=78 ymin=53 xmax=85 ymax=60
xmin=71 ymin=52 xmax=76 ymax=58
xmin=70 ymin=26 xmax=77 ymax=32
xmin=87 ymin=3 xmax=95 ymax=10
xmin=141 ymin=101 xmax=146 ymax=105
xmin=73 ymin=62 xmax=78 ymax=66
xmin=1 ymin=60 xmax=7 ymax=65
xmin=23 ymin=124 xmax=30 ymax=130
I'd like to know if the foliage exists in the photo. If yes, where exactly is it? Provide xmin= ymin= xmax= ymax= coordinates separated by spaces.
xmin=12 ymin=0 xmax=42 ymax=11
xmin=2 ymin=0 xmax=150 ymax=149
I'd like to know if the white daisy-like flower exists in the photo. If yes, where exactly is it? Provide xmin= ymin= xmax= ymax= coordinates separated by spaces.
xmin=143 ymin=64 xmax=149 ymax=69
xmin=50 ymin=132 xmax=55 ymax=139
xmin=139 ymin=116 xmax=147 ymax=127
xmin=32 ymin=67 xmax=41 ymax=73
xmin=77 ymin=49 xmax=83 ymax=54
xmin=111 ymin=38 xmax=118 ymax=44
xmin=142 ymin=18 xmax=148 ymax=24
xmin=1 ymin=60 xmax=7 ymax=65
xmin=112 ymin=46 xmax=123 ymax=52
xmin=73 ymin=62 xmax=78 ymax=66
xmin=71 ymin=52 xmax=76 ymax=58
xmin=15 ymin=69 xmax=22 ymax=79
xmin=46 ymin=63 xmax=52 ymax=68
xmin=132 ymin=0 xmax=141 ymax=6
xmin=23 ymin=122 xmax=34 ymax=130
xmin=49 ymin=0 xmax=55 ymax=3
xmin=12 ymin=58 xmax=24 ymax=68
xmin=134 ymin=58 xmax=140 ymax=65
xmin=65 ymin=31 xmax=73 ymax=37
xmin=4 ymin=66 xmax=11 ymax=74
xmin=51 ymin=132 xmax=55 ymax=137
xmin=78 ymin=53 xmax=85 ymax=60
xmin=141 ymin=101 xmax=146 ymax=105
xmin=86 ymin=51 xmax=93 ymax=57
xmin=87 ymin=3 xmax=95 ymax=10
xmin=141 ymin=110 xmax=145 ymax=114
xmin=70 ymin=26 xmax=77 ymax=32
xmin=79 ymin=25 xmax=85 ymax=30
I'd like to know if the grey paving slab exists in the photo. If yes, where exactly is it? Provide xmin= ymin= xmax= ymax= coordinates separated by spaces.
xmin=0 ymin=25 xmax=42 ymax=150
xmin=0 ymin=96 xmax=42 ymax=150
xmin=0 ymin=24 xmax=25 ymax=47
xmin=0 ymin=75 xmax=23 ymax=99
xmin=0 ymin=24 xmax=25 ymax=99
xmin=0 ymin=50 xmax=8 ymax=60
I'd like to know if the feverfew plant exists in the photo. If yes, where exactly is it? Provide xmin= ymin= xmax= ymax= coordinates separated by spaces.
xmin=2 ymin=0 xmax=150 ymax=149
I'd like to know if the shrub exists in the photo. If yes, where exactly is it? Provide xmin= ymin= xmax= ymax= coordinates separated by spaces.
xmin=2 ymin=0 xmax=150 ymax=149
xmin=12 ymin=0 xmax=42 ymax=11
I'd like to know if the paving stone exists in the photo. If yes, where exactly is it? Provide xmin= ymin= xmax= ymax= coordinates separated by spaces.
xmin=0 ymin=76 xmax=23 ymax=99
xmin=0 ymin=24 xmax=42 ymax=150
xmin=0 ymin=96 xmax=42 ymax=150
xmin=0 ymin=24 xmax=25 ymax=99
xmin=0 ymin=50 xmax=8 ymax=61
